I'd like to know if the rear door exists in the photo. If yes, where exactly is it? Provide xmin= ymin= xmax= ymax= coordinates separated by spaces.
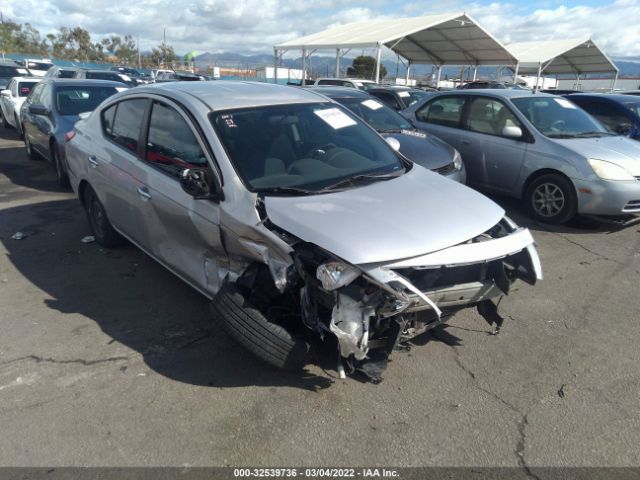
xmin=132 ymin=98 xmax=224 ymax=296
xmin=0 ymin=79 xmax=14 ymax=120
xmin=461 ymin=96 xmax=528 ymax=191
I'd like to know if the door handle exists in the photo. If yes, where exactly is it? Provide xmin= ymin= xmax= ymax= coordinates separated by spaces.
xmin=137 ymin=186 xmax=152 ymax=200
xmin=88 ymin=155 xmax=99 ymax=168
xmin=461 ymin=140 xmax=471 ymax=145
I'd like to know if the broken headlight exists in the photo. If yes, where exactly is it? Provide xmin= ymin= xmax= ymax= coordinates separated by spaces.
xmin=316 ymin=262 xmax=360 ymax=291
xmin=452 ymin=149 xmax=463 ymax=170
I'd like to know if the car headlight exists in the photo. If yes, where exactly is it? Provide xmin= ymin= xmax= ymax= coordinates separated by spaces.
xmin=452 ymin=149 xmax=463 ymax=170
xmin=316 ymin=262 xmax=360 ymax=291
xmin=588 ymin=159 xmax=635 ymax=181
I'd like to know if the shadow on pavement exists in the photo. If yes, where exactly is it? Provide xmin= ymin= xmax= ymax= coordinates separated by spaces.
xmin=1 ymin=199 xmax=333 ymax=391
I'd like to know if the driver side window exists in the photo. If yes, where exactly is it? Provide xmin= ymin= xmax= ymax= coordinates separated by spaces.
xmin=465 ymin=97 xmax=523 ymax=137
xmin=144 ymin=101 xmax=208 ymax=178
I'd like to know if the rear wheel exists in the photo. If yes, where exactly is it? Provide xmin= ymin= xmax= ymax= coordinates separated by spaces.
xmin=24 ymin=131 xmax=39 ymax=161
xmin=51 ymin=144 xmax=70 ymax=189
xmin=525 ymin=173 xmax=577 ymax=224
xmin=83 ymin=186 xmax=124 ymax=247
xmin=211 ymin=284 xmax=310 ymax=371
xmin=1 ymin=110 xmax=9 ymax=129
xmin=15 ymin=115 xmax=23 ymax=138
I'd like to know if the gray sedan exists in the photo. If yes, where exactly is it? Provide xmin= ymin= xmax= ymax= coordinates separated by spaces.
xmin=403 ymin=90 xmax=640 ymax=224
xmin=64 ymin=81 xmax=541 ymax=381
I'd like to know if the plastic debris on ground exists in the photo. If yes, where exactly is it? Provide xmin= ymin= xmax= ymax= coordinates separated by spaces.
xmin=81 ymin=236 xmax=95 ymax=244
xmin=11 ymin=232 xmax=27 ymax=240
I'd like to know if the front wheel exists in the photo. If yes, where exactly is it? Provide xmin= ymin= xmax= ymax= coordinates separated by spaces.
xmin=83 ymin=186 xmax=124 ymax=247
xmin=524 ymin=173 xmax=577 ymax=224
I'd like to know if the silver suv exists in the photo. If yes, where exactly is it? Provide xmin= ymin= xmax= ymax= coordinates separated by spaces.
xmin=65 ymin=81 xmax=542 ymax=381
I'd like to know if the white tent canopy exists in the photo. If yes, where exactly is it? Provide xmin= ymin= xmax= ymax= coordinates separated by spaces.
xmin=274 ymin=12 xmax=517 ymax=83
xmin=507 ymin=38 xmax=618 ymax=75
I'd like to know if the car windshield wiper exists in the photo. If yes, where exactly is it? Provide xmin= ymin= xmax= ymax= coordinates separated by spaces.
xmin=256 ymin=186 xmax=316 ymax=196
xmin=546 ymin=132 xmax=579 ymax=138
xmin=377 ymin=127 xmax=407 ymax=133
xmin=572 ymin=131 xmax=617 ymax=138
xmin=320 ymin=170 xmax=403 ymax=192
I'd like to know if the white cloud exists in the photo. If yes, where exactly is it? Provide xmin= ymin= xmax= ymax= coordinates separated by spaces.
xmin=4 ymin=0 xmax=640 ymax=60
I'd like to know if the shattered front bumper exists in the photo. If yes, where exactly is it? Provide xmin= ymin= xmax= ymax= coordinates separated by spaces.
xmin=359 ymin=226 xmax=542 ymax=322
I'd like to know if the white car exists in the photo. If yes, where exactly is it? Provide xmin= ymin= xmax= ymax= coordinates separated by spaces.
xmin=314 ymin=77 xmax=378 ymax=90
xmin=17 ymin=59 xmax=53 ymax=77
xmin=0 ymin=76 xmax=41 ymax=134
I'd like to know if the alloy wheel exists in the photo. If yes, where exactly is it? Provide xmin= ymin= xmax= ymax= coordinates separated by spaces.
xmin=531 ymin=182 xmax=565 ymax=218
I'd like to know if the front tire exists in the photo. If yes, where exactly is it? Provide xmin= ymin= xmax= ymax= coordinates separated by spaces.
xmin=525 ymin=173 xmax=577 ymax=224
xmin=211 ymin=284 xmax=309 ymax=371
xmin=83 ymin=186 xmax=124 ymax=247
xmin=51 ymin=144 xmax=70 ymax=189
xmin=24 ymin=131 xmax=39 ymax=161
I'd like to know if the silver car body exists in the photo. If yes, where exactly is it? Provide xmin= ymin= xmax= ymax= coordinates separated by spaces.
xmin=0 ymin=77 xmax=41 ymax=130
xmin=65 ymin=81 xmax=542 ymax=378
xmin=402 ymin=90 xmax=640 ymax=217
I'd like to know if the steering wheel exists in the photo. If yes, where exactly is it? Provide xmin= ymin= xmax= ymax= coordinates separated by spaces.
xmin=550 ymin=120 xmax=566 ymax=132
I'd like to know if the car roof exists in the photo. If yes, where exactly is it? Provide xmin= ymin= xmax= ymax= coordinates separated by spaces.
xmin=42 ymin=78 xmax=127 ymax=87
xmin=306 ymin=86 xmax=370 ymax=98
xmin=432 ymin=89 xmax=555 ymax=99
xmin=8 ymin=76 xmax=41 ymax=82
xmin=126 ymin=81 xmax=333 ymax=110
xmin=569 ymin=93 xmax=640 ymax=102
xmin=0 ymin=61 xmax=21 ymax=67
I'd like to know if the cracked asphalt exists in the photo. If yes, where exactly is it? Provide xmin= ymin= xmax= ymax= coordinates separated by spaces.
xmin=1 ymin=128 xmax=640 ymax=468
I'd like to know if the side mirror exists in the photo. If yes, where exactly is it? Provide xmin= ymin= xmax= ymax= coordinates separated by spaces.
xmin=385 ymin=136 xmax=401 ymax=151
xmin=0 ymin=89 xmax=10 ymax=97
xmin=502 ymin=125 xmax=523 ymax=139
xmin=29 ymin=104 xmax=49 ymax=116
xmin=180 ymin=168 xmax=216 ymax=199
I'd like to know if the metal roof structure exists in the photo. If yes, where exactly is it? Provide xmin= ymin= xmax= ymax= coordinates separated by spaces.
xmin=273 ymin=12 xmax=517 ymax=83
xmin=506 ymin=38 xmax=618 ymax=75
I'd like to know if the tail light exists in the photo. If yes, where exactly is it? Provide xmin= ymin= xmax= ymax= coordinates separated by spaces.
xmin=65 ymin=131 xmax=76 ymax=143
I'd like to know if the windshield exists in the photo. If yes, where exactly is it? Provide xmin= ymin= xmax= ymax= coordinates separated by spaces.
xmin=512 ymin=96 xmax=609 ymax=137
xmin=211 ymin=102 xmax=405 ymax=193
xmin=624 ymin=101 xmax=640 ymax=117
xmin=26 ymin=62 xmax=52 ymax=71
xmin=359 ymin=82 xmax=380 ymax=91
xmin=55 ymin=86 xmax=120 ymax=115
xmin=397 ymin=89 xmax=429 ymax=106
xmin=333 ymin=97 xmax=413 ymax=131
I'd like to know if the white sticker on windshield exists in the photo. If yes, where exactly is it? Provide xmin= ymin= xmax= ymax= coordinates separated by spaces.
xmin=115 ymin=87 xmax=128 ymax=92
xmin=361 ymin=99 xmax=383 ymax=110
xmin=17 ymin=68 xmax=28 ymax=74
xmin=398 ymin=91 xmax=411 ymax=97
xmin=401 ymin=129 xmax=427 ymax=139
xmin=314 ymin=108 xmax=357 ymax=129
xmin=555 ymin=98 xmax=577 ymax=109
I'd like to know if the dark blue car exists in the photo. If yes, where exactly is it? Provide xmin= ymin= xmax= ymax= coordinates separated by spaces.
xmin=566 ymin=94 xmax=640 ymax=140
xmin=20 ymin=78 xmax=127 ymax=187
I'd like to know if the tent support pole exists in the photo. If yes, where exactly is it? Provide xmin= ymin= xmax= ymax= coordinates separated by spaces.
xmin=335 ymin=48 xmax=340 ymax=77
xmin=273 ymin=48 xmax=278 ymax=84
xmin=405 ymin=61 xmax=411 ymax=85
xmin=534 ymin=63 xmax=542 ymax=92
xmin=374 ymin=44 xmax=382 ymax=83
xmin=574 ymin=73 xmax=581 ymax=90
xmin=612 ymin=71 xmax=618 ymax=91
xmin=436 ymin=64 xmax=442 ymax=88
xmin=472 ymin=65 xmax=478 ymax=81
xmin=513 ymin=62 xmax=520 ymax=83
xmin=302 ymin=48 xmax=307 ymax=86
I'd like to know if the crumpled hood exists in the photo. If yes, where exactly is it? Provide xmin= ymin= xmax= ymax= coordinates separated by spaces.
xmin=554 ymin=136 xmax=640 ymax=176
xmin=381 ymin=130 xmax=453 ymax=170
xmin=265 ymin=166 xmax=505 ymax=265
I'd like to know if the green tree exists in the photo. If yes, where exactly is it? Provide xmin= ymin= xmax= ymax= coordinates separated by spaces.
xmin=102 ymin=34 xmax=137 ymax=64
xmin=347 ymin=55 xmax=387 ymax=80
xmin=0 ymin=20 xmax=48 ymax=55
xmin=150 ymin=43 xmax=178 ymax=67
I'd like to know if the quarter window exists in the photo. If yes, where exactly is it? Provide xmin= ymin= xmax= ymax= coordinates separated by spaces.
xmin=465 ymin=97 xmax=523 ymax=137
xmin=416 ymin=97 xmax=466 ymax=128
xmin=109 ymin=99 xmax=147 ymax=153
xmin=145 ymin=101 xmax=207 ymax=177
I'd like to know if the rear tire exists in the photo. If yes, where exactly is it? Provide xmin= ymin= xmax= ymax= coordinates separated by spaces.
xmin=525 ymin=173 xmax=577 ymax=224
xmin=211 ymin=284 xmax=309 ymax=371
xmin=1 ymin=111 xmax=9 ymax=129
xmin=83 ymin=186 xmax=124 ymax=247
xmin=24 ymin=131 xmax=39 ymax=160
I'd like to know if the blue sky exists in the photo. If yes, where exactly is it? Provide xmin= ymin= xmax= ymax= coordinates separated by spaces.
xmin=3 ymin=0 xmax=640 ymax=60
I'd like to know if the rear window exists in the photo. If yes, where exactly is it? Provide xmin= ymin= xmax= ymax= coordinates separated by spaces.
xmin=18 ymin=82 xmax=36 ymax=97
xmin=58 ymin=70 xmax=76 ymax=79
xmin=87 ymin=72 xmax=122 ymax=82
xmin=26 ymin=62 xmax=52 ymax=71
xmin=55 ymin=86 xmax=120 ymax=115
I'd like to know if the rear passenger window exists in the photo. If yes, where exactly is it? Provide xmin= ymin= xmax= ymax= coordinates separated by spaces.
xmin=109 ymin=99 xmax=147 ymax=153
xmin=102 ymin=104 xmax=117 ymax=138
xmin=145 ymin=101 xmax=207 ymax=177
xmin=465 ymin=97 xmax=523 ymax=137
xmin=416 ymin=97 xmax=466 ymax=128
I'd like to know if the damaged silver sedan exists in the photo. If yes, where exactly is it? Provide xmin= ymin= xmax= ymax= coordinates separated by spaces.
xmin=65 ymin=81 xmax=543 ymax=382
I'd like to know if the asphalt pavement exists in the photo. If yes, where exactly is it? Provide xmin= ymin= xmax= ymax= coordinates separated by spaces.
xmin=1 ymin=127 xmax=639 ymax=468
